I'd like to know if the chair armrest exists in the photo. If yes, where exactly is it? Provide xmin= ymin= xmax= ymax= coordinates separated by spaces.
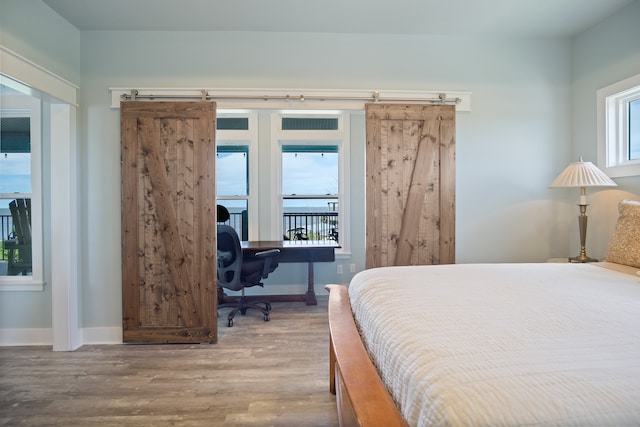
xmin=217 ymin=250 xmax=234 ymax=263
xmin=254 ymin=249 xmax=280 ymax=258
xmin=254 ymin=249 xmax=280 ymax=278
xmin=3 ymin=239 xmax=18 ymax=249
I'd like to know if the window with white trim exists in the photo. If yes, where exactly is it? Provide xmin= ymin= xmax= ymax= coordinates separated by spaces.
xmin=215 ymin=112 xmax=258 ymax=240
xmin=214 ymin=110 xmax=351 ymax=254
xmin=272 ymin=112 xmax=350 ymax=253
xmin=598 ymin=72 xmax=640 ymax=177
xmin=0 ymin=84 xmax=44 ymax=288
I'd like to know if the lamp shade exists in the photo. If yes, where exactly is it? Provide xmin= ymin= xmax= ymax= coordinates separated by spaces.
xmin=549 ymin=158 xmax=617 ymax=188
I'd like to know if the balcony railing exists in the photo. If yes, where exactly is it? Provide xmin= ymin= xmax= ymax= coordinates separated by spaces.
xmin=1 ymin=211 xmax=340 ymax=261
xmin=282 ymin=212 xmax=338 ymax=242
xmin=219 ymin=211 xmax=339 ymax=243
xmin=1 ymin=214 xmax=12 ymax=261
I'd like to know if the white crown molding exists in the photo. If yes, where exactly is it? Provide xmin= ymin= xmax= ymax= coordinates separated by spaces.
xmin=0 ymin=45 xmax=78 ymax=106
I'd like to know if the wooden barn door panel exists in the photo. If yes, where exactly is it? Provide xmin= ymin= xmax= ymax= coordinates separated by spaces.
xmin=365 ymin=104 xmax=455 ymax=269
xmin=121 ymin=102 xmax=217 ymax=343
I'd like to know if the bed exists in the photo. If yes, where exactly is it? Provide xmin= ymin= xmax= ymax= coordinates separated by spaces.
xmin=326 ymin=200 xmax=640 ymax=427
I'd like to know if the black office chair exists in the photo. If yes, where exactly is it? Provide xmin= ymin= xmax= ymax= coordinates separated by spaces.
xmin=217 ymin=223 xmax=280 ymax=327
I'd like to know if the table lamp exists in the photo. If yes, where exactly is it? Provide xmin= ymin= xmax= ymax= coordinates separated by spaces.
xmin=549 ymin=157 xmax=617 ymax=262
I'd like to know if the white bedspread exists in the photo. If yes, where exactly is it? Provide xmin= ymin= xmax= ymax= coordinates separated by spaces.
xmin=349 ymin=263 xmax=640 ymax=427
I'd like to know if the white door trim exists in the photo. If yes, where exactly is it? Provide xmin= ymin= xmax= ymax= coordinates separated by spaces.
xmin=1 ymin=46 xmax=80 ymax=351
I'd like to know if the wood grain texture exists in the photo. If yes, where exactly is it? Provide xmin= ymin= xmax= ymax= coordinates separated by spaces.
xmin=365 ymin=104 xmax=455 ymax=268
xmin=121 ymin=102 xmax=216 ymax=344
xmin=121 ymin=111 xmax=141 ymax=330
xmin=326 ymin=285 xmax=408 ymax=427
xmin=0 ymin=299 xmax=338 ymax=426
xmin=439 ymin=116 xmax=456 ymax=264
xmin=364 ymin=116 xmax=382 ymax=269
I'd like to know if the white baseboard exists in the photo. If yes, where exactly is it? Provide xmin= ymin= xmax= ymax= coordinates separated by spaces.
xmin=0 ymin=328 xmax=52 ymax=346
xmin=82 ymin=327 xmax=123 ymax=345
xmin=0 ymin=326 xmax=123 ymax=347
xmin=0 ymin=287 xmax=333 ymax=348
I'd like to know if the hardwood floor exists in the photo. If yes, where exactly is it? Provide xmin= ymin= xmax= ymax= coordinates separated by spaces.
xmin=0 ymin=296 xmax=338 ymax=426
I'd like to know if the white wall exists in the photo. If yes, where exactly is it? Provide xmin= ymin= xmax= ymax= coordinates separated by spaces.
xmin=570 ymin=0 xmax=640 ymax=258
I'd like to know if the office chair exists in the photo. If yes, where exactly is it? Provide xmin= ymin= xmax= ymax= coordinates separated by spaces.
xmin=217 ymin=223 xmax=280 ymax=327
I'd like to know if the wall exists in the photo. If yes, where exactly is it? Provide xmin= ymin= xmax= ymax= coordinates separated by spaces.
xmin=0 ymin=0 xmax=80 ymax=84
xmin=0 ymin=0 xmax=80 ymax=332
xmin=570 ymin=0 xmax=640 ymax=258
xmin=10 ymin=1 xmax=636 ymax=335
xmin=77 ymin=31 xmax=572 ymax=329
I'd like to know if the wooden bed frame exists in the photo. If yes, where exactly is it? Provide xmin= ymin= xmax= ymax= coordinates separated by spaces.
xmin=326 ymin=284 xmax=408 ymax=427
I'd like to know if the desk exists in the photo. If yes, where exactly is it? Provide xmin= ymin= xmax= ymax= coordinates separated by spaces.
xmin=222 ymin=240 xmax=339 ymax=305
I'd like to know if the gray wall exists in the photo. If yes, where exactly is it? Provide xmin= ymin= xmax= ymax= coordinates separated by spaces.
xmin=0 ymin=0 xmax=638 ymax=333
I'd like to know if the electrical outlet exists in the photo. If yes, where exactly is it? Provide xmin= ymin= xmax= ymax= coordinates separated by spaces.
xmin=350 ymin=264 xmax=356 ymax=273
xmin=337 ymin=264 xmax=343 ymax=274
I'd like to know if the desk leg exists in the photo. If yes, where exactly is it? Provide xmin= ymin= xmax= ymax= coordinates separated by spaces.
xmin=305 ymin=261 xmax=317 ymax=305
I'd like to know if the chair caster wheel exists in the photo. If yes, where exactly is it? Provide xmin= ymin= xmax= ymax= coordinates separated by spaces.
xmin=228 ymin=319 xmax=233 ymax=327
xmin=264 ymin=314 xmax=270 ymax=322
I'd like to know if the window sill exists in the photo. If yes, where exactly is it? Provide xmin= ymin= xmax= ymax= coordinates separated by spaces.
xmin=599 ymin=162 xmax=640 ymax=179
xmin=0 ymin=280 xmax=46 ymax=291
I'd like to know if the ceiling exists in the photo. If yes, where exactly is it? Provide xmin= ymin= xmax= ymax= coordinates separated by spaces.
xmin=41 ymin=0 xmax=635 ymax=37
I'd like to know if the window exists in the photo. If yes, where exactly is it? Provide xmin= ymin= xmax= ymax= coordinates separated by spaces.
xmin=282 ymin=145 xmax=339 ymax=241
xmin=216 ymin=145 xmax=249 ymax=238
xmin=272 ymin=112 xmax=350 ymax=253
xmin=630 ymin=99 xmax=640 ymax=160
xmin=0 ymin=82 xmax=44 ymax=288
xmin=215 ymin=110 xmax=351 ymax=254
xmin=216 ymin=112 xmax=257 ymax=240
xmin=598 ymin=72 xmax=640 ymax=177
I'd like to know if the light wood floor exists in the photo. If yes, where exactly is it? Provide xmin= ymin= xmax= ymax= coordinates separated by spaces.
xmin=0 ymin=296 xmax=338 ymax=426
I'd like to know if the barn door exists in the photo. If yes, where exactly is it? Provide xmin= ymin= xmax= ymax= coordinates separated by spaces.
xmin=121 ymin=102 xmax=217 ymax=343
xmin=365 ymin=104 xmax=455 ymax=268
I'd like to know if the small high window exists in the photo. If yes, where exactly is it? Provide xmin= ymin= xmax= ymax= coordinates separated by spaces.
xmin=598 ymin=73 xmax=640 ymax=177
xmin=629 ymin=99 xmax=640 ymax=161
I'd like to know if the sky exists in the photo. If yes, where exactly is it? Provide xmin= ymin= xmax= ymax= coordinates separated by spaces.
xmin=0 ymin=153 xmax=31 ymax=210
xmin=216 ymin=150 xmax=339 ymax=210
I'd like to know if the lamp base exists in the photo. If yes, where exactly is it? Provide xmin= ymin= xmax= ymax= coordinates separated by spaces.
xmin=567 ymin=202 xmax=599 ymax=263
xmin=568 ymin=254 xmax=598 ymax=263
